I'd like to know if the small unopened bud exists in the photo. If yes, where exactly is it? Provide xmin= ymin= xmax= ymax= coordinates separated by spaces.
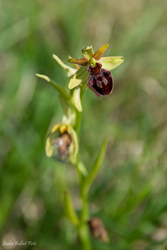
xmin=88 ymin=217 xmax=109 ymax=243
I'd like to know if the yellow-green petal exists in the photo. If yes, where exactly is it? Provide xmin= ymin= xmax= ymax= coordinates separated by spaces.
xmin=51 ymin=123 xmax=61 ymax=133
xmin=99 ymin=56 xmax=124 ymax=70
xmin=45 ymin=137 xmax=53 ymax=157
xmin=93 ymin=44 xmax=109 ymax=60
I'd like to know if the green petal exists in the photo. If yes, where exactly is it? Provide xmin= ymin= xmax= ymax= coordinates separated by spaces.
xmin=93 ymin=44 xmax=109 ymax=60
xmin=53 ymin=54 xmax=77 ymax=77
xmin=68 ymin=57 xmax=88 ymax=66
xmin=81 ymin=45 xmax=94 ymax=59
xmin=99 ymin=56 xmax=124 ymax=70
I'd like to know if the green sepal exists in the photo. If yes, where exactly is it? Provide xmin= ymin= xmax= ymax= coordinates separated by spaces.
xmin=83 ymin=138 xmax=108 ymax=195
xmin=99 ymin=56 xmax=124 ymax=70
xmin=53 ymin=54 xmax=77 ymax=77
xmin=64 ymin=192 xmax=79 ymax=226
xmin=93 ymin=44 xmax=109 ymax=60
xmin=36 ymin=74 xmax=71 ymax=101
xmin=81 ymin=46 xmax=94 ymax=59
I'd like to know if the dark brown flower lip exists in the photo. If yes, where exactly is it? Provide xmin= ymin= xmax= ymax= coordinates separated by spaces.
xmin=87 ymin=62 xmax=102 ymax=75
xmin=87 ymin=63 xmax=114 ymax=96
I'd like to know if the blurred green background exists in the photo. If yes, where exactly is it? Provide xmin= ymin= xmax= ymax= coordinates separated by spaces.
xmin=1 ymin=0 xmax=167 ymax=249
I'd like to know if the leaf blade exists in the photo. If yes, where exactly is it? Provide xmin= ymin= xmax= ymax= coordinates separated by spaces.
xmin=64 ymin=192 xmax=79 ymax=226
xmin=83 ymin=138 xmax=108 ymax=195
xmin=36 ymin=74 xmax=71 ymax=101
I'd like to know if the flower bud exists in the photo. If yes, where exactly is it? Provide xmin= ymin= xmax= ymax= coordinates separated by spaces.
xmin=45 ymin=123 xmax=78 ymax=161
xmin=88 ymin=217 xmax=109 ymax=243
xmin=54 ymin=131 xmax=72 ymax=159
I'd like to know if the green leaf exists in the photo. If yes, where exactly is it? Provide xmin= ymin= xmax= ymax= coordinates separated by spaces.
xmin=53 ymin=54 xmax=77 ymax=77
xmin=36 ymin=74 xmax=71 ymax=101
xmin=99 ymin=56 xmax=124 ymax=70
xmin=77 ymin=161 xmax=88 ymax=177
xmin=83 ymin=138 xmax=108 ymax=195
xmin=64 ymin=192 xmax=79 ymax=226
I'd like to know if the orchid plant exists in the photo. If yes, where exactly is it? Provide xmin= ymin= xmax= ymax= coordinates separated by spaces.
xmin=37 ymin=44 xmax=124 ymax=250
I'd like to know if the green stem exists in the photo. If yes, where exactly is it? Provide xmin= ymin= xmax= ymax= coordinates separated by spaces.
xmin=78 ymin=223 xmax=91 ymax=250
xmin=80 ymin=192 xmax=89 ymax=222
xmin=74 ymin=103 xmax=92 ymax=250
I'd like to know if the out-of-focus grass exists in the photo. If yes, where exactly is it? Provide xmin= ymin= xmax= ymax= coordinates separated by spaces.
xmin=0 ymin=0 xmax=167 ymax=249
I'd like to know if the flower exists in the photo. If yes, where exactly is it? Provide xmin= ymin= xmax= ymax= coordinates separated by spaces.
xmin=49 ymin=44 xmax=124 ymax=111
xmin=68 ymin=44 xmax=124 ymax=96
xmin=45 ymin=123 xmax=78 ymax=161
